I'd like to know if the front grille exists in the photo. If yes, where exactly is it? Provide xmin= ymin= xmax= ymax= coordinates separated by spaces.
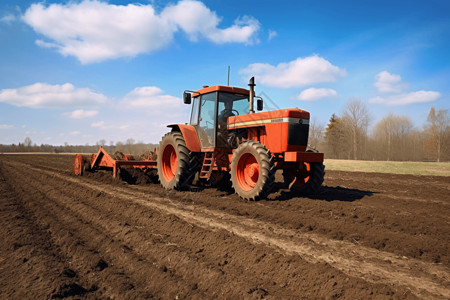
xmin=287 ymin=123 xmax=309 ymax=146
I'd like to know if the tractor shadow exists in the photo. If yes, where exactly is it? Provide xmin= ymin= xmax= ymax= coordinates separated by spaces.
xmin=269 ymin=184 xmax=375 ymax=202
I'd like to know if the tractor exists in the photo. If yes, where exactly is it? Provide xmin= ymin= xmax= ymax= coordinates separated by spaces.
xmin=74 ymin=77 xmax=324 ymax=200
xmin=157 ymin=77 xmax=325 ymax=200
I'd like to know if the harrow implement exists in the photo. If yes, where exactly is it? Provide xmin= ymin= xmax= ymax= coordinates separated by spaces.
xmin=74 ymin=146 xmax=157 ymax=178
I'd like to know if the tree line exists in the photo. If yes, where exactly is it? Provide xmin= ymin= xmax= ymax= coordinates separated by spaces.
xmin=1 ymin=102 xmax=449 ymax=162
xmin=309 ymin=100 xmax=450 ymax=162
xmin=0 ymin=138 xmax=158 ymax=156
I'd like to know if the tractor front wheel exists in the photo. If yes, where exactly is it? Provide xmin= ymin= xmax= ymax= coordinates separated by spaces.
xmin=157 ymin=132 xmax=197 ymax=190
xmin=230 ymin=140 xmax=275 ymax=200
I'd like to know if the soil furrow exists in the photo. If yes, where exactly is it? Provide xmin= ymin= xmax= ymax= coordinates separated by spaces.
xmin=3 ymin=159 xmax=449 ymax=299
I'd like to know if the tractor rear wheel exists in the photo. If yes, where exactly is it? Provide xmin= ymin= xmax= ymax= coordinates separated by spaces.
xmin=284 ymin=161 xmax=325 ymax=195
xmin=157 ymin=132 xmax=197 ymax=190
xmin=230 ymin=140 xmax=275 ymax=200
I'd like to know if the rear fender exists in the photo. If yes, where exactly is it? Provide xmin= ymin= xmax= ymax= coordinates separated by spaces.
xmin=167 ymin=124 xmax=201 ymax=152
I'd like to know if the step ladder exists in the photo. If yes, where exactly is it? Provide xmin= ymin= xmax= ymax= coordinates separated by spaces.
xmin=199 ymin=152 xmax=214 ymax=179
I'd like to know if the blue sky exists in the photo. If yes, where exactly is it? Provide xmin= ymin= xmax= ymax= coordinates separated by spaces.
xmin=0 ymin=0 xmax=449 ymax=146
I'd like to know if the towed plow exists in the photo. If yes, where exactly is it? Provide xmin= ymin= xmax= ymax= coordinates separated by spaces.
xmin=74 ymin=146 xmax=157 ymax=179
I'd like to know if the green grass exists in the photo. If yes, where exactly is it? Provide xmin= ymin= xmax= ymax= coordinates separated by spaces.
xmin=324 ymin=159 xmax=450 ymax=176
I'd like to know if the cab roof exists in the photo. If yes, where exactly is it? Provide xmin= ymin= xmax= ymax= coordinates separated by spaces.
xmin=193 ymin=85 xmax=249 ymax=97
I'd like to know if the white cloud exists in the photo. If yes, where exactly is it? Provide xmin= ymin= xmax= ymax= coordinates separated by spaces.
xmin=91 ymin=120 xmax=128 ymax=131
xmin=23 ymin=0 xmax=260 ymax=64
xmin=297 ymin=88 xmax=337 ymax=101
xmin=1 ymin=14 xmax=16 ymax=24
xmin=267 ymin=29 xmax=277 ymax=41
xmin=0 ymin=83 xmax=107 ymax=108
xmin=91 ymin=121 xmax=105 ymax=128
xmin=374 ymin=71 xmax=409 ymax=93
xmin=121 ymin=86 xmax=183 ymax=110
xmin=240 ymin=55 xmax=346 ymax=88
xmin=65 ymin=109 xmax=98 ymax=119
xmin=162 ymin=1 xmax=259 ymax=44
xmin=70 ymin=131 xmax=81 ymax=136
xmin=0 ymin=124 xmax=14 ymax=129
xmin=369 ymin=91 xmax=441 ymax=106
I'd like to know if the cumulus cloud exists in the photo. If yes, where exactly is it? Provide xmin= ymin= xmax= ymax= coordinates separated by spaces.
xmin=0 ymin=83 xmax=107 ymax=108
xmin=22 ymin=0 xmax=260 ymax=64
xmin=240 ymin=55 xmax=346 ymax=88
xmin=0 ymin=124 xmax=14 ymax=129
xmin=162 ymin=1 xmax=259 ymax=44
xmin=297 ymin=88 xmax=337 ymax=101
xmin=374 ymin=71 xmax=409 ymax=93
xmin=121 ymin=86 xmax=182 ymax=109
xmin=65 ymin=109 xmax=98 ymax=119
xmin=369 ymin=91 xmax=441 ymax=106
xmin=91 ymin=121 xmax=104 ymax=127
xmin=1 ymin=14 xmax=16 ymax=24
xmin=90 ymin=120 xmax=128 ymax=131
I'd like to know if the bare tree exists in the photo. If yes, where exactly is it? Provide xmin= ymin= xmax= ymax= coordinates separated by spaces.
xmin=342 ymin=98 xmax=371 ymax=160
xmin=24 ymin=137 xmax=32 ymax=148
xmin=309 ymin=118 xmax=325 ymax=150
xmin=374 ymin=113 xmax=413 ymax=161
xmin=425 ymin=107 xmax=449 ymax=162
xmin=97 ymin=139 xmax=106 ymax=146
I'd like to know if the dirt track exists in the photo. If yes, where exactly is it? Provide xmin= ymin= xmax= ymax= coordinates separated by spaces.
xmin=0 ymin=154 xmax=449 ymax=299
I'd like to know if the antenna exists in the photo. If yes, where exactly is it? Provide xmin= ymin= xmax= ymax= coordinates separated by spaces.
xmin=227 ymin=66 xmax=230 ymax=86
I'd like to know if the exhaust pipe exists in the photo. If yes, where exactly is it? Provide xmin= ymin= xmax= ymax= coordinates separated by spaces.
xmin=248 ymin=77 xmax=256 ymax=114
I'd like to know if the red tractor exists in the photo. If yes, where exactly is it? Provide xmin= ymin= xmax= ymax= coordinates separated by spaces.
xmin=157 ymin=77 xmax=324 ymax=200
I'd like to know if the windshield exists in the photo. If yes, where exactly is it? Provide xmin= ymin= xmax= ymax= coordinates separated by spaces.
xmin=218 ymin=93 xmax=249 ymax=116
xmin=190 ymin=91 xmax=250 ymax=148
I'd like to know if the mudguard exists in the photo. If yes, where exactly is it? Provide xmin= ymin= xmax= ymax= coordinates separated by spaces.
xmin=167 ymin=124 xmax=201 ymax=152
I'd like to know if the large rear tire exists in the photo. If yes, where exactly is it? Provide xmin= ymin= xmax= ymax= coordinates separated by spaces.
xmin=157 ymin=132 xmax=197 ymax=190
xmin=230 ymin=140 xmax=275 ymax=200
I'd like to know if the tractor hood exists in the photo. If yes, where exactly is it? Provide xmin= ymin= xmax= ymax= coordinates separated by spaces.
xmin=227 ymin=108 xmax=310 ymax=130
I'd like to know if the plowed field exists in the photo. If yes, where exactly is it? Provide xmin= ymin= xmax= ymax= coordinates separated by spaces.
xmin=0 ymin=154 xmax=449 ymax=299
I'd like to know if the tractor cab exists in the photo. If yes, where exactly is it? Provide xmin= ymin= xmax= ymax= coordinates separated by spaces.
xmin=184 ymin=86 xmax=255 ymax=149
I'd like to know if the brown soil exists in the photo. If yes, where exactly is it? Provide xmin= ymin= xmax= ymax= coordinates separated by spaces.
xmin=0 ymin=154 xmax=449 ymax=299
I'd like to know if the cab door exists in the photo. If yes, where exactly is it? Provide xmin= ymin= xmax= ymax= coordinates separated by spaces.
xmin=193 ymin=92 xmax=217 ymax=148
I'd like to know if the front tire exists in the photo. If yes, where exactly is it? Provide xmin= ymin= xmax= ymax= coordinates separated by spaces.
xmin=157 ymin=132 xmax=197 ymax=190
xmin=230 ymin=141 xmax=275 ymax=200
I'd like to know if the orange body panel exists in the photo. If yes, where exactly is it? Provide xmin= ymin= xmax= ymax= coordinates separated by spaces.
xmin=168 ymin=124 xmax=201 ymax=152
xmin=228 ymin=109 xmax=310 ymax=153
xmin=193 ymin=85 xmax=249 ymax=97
xmin=228 ymin=108 xmax=309 ymax=126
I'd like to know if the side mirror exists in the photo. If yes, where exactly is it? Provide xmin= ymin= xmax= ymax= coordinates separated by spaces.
xmin=183 ymin=91 xmax=191 ymax=104
xmin=257 ymin=98 xmax=263 ymax=111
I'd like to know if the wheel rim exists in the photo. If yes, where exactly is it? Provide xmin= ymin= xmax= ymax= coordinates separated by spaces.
xmin=74 ymin=154 xmax=83 ymax=175
xmin=161 ymin=144 xmax=177 ymax=182
xmin=236 ymin=153 xmax=259 ymax=191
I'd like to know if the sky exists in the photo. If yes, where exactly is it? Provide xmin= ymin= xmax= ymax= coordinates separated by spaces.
xmin=0 ymin=0 xmax=449 ymax=146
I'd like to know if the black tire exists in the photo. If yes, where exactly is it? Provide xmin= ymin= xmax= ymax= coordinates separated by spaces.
xmin=210 ymin=171 xmax=232 ymax=190
xmin=284 ymin=161 xmax=325 ymax=195
xmin=230 ymin=140 xmax=275 ymax=200
xmin=157 ymin=132 xmax=198 ymax=190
